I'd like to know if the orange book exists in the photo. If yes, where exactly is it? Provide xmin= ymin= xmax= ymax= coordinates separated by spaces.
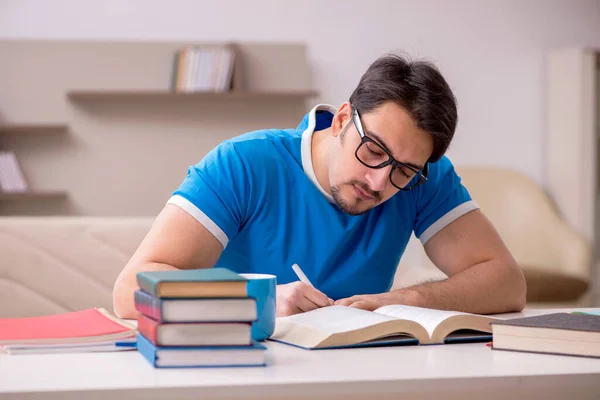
xmin=0 ymin=308 xmax=136 ymax=346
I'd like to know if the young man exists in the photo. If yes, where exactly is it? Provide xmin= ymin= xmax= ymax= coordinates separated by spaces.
xmin=113 ymin=54 xmax=526 ymax=319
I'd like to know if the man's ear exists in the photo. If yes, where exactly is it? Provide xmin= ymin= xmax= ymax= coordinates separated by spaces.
xmin=331 ymin=102 xmax=352 ymax=138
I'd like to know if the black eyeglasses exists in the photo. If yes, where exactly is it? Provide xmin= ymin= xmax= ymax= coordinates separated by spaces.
xmin=351 ymin=107 xmax=428 ymax=191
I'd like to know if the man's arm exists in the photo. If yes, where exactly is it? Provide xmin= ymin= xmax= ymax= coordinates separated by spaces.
xmin=336 ymin=209 xmax=527 ymax=314
xmin=112 ymin=204 xmax=223 ymax=319
xmin=112 ymin=203 xmax=333 ymax=319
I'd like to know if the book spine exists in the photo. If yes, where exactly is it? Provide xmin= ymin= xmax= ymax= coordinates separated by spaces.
xmin=133 ymin=290 xmax=163 ymax=322
xmin=136 ymin=273 xmax=158 ymax=297
xmin=170 ymin=50 xmax=180 ymax=91
xmin=136 ymin=334 xmax=158 ymax=367
xmin=5 ymin=152 xmax=28 ymax=191
xmin=0 ymin=153 xmax=10 ymax=191
xmin=136 ymin=314 xmax=159 ymax=345
xmin=176 ymin=48 xmax=187 ymax=92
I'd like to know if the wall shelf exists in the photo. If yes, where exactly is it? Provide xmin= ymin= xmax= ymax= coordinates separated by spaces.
xmin=0 ymin=124 xmax=68 ymax=134
xmin=0 ymin=40 xmax=315 ymax=215
xmin=0 ymin=191 xmax=68 ymax=201
xmin=66 ymin=90 xmax=319 ymax=101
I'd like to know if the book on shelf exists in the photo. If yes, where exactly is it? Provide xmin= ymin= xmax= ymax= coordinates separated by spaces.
xmin=172 ymin=45 xmax=236 ymax=93
xmin=136 ymin=268 xmax=248 ymax=298
xmin=134 ymin=289 xmax=256 ymax=322
xmin=490 ymin=312 xmax=600 ymax=358
xmin=271 ymin=305 xmax=500 ymax=349
xmin=0 ymin=308 xmax=137 ymax=355
xmin=0 ymin=151 xmax=28 ymax=193
xmin=137 ymin=313 xmax=252 ymax=347
xmin=136 ymin=334 xmax=266 ymax=368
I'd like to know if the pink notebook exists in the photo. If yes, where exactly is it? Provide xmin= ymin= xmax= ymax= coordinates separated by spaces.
xmin=0 ymin=308 xmax=136 ymax=345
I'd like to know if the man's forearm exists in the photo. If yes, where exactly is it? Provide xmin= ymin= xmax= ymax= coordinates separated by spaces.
xmin=392 ymin=260 xmax=526 ymax=314
xmin=112 ymin=261 xmax=179 ymax=319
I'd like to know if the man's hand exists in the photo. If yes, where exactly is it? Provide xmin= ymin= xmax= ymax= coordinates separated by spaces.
xmin=276 ymin=282 xmax=334 ymax=317
xmin=334 ymin=293 xmax=395 ymax=311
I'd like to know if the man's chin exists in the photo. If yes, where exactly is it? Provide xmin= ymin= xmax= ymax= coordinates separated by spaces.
xmin=333 ymin=195 xmax=373 ymax=216
xmin=331 ymin=184 xmax=379 ymax=215
xmin=342 ymin=205 xmax=370 ymax=216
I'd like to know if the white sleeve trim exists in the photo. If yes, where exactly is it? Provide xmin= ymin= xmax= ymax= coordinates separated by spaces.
xmin=419 ymin=200 xmax=480 ymax=245
xmin=166 ymin=195 xmax=229 ymax=249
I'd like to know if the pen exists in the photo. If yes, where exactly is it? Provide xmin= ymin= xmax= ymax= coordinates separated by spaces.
xmin=292 ymin=263 xmax=335 ymax=306
xmin=291 ymin=263 xmax=314 ymax=288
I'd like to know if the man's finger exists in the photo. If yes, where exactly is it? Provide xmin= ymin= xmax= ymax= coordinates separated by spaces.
xmin=334 ymin=296 xmax=359 ymax=306
xmin=348 ymin=300 xmax=377 ymax=311
xmin=303 ymin=286 xmax=333 ymax=308
xmin=294 ymin=293 xmax=323 ymax=313
xmin=335 ymin=297 xmax=354 ymax=306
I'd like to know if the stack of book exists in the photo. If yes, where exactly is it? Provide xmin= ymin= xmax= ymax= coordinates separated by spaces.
xmin=171 ymin=46 xmax=236 ymax=93
xmin=134 ymin=268 xmax=266 ymax=368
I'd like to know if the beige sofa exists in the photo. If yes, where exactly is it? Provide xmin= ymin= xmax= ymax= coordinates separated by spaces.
xmin=394 ymin=166 xmax=593 ymax=308
xmin=0 ymin=218 xmax=153 ymax=318
xmin=0 ymin=167 xmax=594 ymax=318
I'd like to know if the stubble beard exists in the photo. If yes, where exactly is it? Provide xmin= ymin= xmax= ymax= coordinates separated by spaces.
xmin=330 ymin=180 xmax=381 ymax=216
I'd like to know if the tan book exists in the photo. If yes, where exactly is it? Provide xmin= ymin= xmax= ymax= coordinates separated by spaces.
xmin=136 ymin=268 xmax=248 ymax=298
xmin=271 ymin=305 xmax=500 ymax=349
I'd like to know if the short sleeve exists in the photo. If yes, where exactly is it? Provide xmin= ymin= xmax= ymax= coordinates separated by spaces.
xmin=413 ymin=156 xmax=479 ymax=244
xmin=167 ymin=142 xmax=251 ymax=249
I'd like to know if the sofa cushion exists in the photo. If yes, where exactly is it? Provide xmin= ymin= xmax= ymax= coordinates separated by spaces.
xmin=523 ymin=267 xmax=588 ymax=302
xmin=0 ymin=217 xmax=153 ymax=318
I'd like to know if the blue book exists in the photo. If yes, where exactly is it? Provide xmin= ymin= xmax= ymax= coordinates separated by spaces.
xmin=136 ymin=334 xmax=266 ymax=368
xmin=136 ymin=268 xmax=247 ymax=298
xmin=134 ymin=289 xmax=257 ymax=323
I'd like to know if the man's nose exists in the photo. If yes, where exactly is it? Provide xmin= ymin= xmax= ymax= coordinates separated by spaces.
xmin=365 ymin=167 xmax=389 ymax=192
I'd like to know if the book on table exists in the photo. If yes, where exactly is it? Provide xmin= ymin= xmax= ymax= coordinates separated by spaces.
xmin=490 ymin=312 xmax=600 ymax=358
xmin=136 ymin=267 xmax=248 ymax=298
xmin=0 ymin=308 xmax=137 ymax=354
xmin=136 ymin=334 xmax=266 ymax=368
xmin=137 ymin=312 xmax=253 ymax=347
xmin=134 ymin=289 xmax=257 ymax=323
xmin=270 ymin=304 xmax=500 ymax=349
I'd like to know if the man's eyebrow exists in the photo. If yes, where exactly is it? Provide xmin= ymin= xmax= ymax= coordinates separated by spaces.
xmin=367 ymin=130 xmax=425 ymax=171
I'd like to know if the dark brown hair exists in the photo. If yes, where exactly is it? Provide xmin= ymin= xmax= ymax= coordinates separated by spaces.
xmin=349 ymin=54 xmax=458 ymax=162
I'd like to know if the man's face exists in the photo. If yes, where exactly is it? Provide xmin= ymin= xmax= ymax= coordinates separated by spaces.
xmin=328 ymin=102 xmax=434 ymax=215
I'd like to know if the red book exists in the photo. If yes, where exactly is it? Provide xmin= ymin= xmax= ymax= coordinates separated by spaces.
xmin=0 ymin=308 xmax=136 ymax=345
xmin=137 ymin=313 xmax=252 ymax=347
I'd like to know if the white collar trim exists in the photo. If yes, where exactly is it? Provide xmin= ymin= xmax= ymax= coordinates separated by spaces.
xmin=300 ymin=104 xmax=338 ymax=203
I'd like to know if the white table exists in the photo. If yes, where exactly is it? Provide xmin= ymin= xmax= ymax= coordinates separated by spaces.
xmin=1 ymin=308 xmax=600 ymax=400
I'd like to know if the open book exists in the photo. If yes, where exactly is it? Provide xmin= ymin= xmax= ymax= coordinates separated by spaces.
xmin=271 ymin=305 xmax=501 ymax=349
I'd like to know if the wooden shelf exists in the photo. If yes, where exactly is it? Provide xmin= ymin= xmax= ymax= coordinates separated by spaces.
xmin=0 ymin=124 xmax=68 ymax=134
xmin=66 ymin=90 xmax=319 ymax=101
xmin=0 ymin=191 xmax=68 ymax=201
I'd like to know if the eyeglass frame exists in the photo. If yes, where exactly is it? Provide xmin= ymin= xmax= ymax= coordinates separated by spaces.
xmin=351 ymin=106 xmax=429 ymax=191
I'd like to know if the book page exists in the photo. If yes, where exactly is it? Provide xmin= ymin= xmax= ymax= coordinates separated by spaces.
xmin=278 ymin=305 xmax=397 ymax=334
xmin=374 ymin=305 xmax=473 ymax=339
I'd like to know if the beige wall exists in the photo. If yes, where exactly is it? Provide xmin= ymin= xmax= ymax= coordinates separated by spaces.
xmin=2 ymin=0 xmax=600 ymax=189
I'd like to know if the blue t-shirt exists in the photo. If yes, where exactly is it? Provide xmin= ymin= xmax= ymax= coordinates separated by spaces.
xmin=168 ymin=104 xmax=478 ymax=300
